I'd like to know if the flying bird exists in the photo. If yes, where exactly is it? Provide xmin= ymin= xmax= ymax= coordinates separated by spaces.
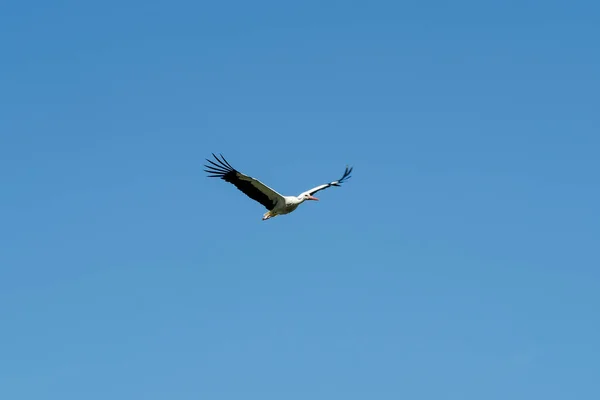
xmin=204 ymin=153 xmax=353 ymax=220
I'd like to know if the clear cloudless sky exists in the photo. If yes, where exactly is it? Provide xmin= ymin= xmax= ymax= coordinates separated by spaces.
xmin=1 ymin=1 xmax=599 ymax=399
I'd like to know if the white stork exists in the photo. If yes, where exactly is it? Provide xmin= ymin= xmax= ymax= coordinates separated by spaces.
xmin=204 ymin=153 xmax=353 ymax=220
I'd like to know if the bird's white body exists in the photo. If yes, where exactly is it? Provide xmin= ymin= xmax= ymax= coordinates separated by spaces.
xmin=263 ymin=196 xmax=304 ymax=220
xmin=204 ymin=154 xmax=353 ymax=221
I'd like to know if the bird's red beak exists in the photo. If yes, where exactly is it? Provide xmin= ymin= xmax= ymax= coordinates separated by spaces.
xmin=308 ymin=195 xmax=319 ymax=201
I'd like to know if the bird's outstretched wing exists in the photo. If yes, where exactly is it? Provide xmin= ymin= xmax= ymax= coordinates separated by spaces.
xmin=204 ymin=153 xmax=285 ymax=211
xmin=302 ymin=165 xmax=353 ymax=197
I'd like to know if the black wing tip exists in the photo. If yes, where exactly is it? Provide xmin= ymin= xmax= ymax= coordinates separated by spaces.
xmin=329 ymin=165 xmax=353 ymax=187
xmin=204 ymin=153 xmax=237 ymax=177
xmin=338 ymin=165 xmax=353 ymax=183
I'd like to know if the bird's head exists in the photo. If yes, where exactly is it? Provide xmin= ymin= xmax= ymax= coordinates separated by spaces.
xmin=299 ymin=193 xmax=319 ymax=202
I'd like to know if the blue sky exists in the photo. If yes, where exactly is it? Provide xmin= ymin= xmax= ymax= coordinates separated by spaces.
xmin=1 ymin=1 xmax=599 ymax=399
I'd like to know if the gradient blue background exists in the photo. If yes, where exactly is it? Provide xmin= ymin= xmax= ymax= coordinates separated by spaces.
xmin=1 ymin=1 xmax=598 ymax=399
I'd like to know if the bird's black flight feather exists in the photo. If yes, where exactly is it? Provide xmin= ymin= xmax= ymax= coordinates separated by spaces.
xmin=204 ymin=154 xmax=278 ymax=210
